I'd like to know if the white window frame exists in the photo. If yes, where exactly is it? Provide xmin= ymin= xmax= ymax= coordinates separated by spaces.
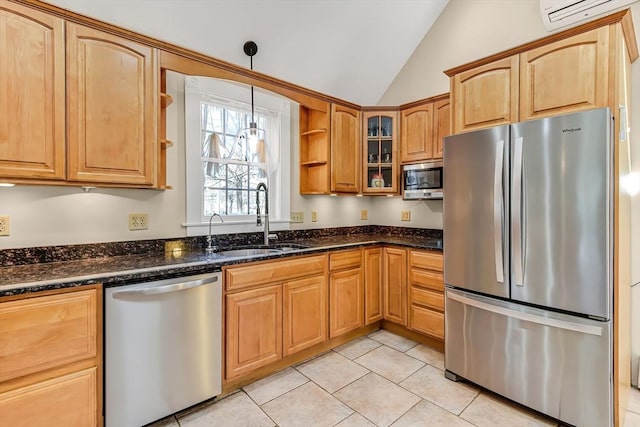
xmin=184 ymin=76 xmax=291 ymax=236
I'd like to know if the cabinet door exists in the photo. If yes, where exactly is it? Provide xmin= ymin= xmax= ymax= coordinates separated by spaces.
xmin=0 ymin=367 xmax=97 ymax=427
xmin=452 ymin=56 xmax=519 ymax=133
xmin=520 ymin=27 xmax=609 ymax=121
xmin=383 ymin=247 xmax=407 ymax=325
xmin=331 ymin=104 xmax=361 ymax=193
xmin=0 ymin=2 xmax=65 ymax=180
xmin=329 ymin=268 xmax=364 ymax=338
xmin=364 ymin=248 xmax=383 ymax=324
xmin=400 ymin=103 xmax=433 ymax=163
xmin=66 ymin=22 xmax=157 ymax=185
xmin=226 ymin=285 xmax=282 ymax=379
xmin=283 ymin=275 xmax=327 ymax=356
xmin=432 ymin=97 xmax=450 ymax=160
xmin=409 ymin=305 xmax=444 ymax=339
xmin=363 ymin=112 xmax=398 ymax=194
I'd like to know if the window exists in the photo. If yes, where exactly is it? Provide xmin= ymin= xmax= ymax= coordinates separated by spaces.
xmin=184 ymin=76 xmax=291 ymax=235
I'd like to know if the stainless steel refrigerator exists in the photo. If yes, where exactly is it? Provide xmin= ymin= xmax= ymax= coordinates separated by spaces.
xmin=443 ymin=108 xmax=613 ymax=427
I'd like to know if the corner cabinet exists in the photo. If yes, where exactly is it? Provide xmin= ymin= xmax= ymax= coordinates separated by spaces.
xmin=67 ymin=22 xmax=158 ymax=185
xmin=0 ymin=1 xmax=66 ymax=181
xmin=331 ymin=104 xmax=361 ymax=193
xmin=362 ymin=111 xmax=398 ymax=194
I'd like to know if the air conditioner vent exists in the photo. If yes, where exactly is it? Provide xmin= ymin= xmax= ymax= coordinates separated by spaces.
xmin=540 ymin=0 xmax=636 ymax=31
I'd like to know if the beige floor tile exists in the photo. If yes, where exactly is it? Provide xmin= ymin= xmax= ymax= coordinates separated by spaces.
xmin=368 ymin=330 xmax=418 ymax=352
xmin=629 ymin=387 xmax=640 ymax=414
xmin=460 ymin=392 xmax=556 ymax=427
xmin=355 ymin=345 xmax=424 ymax=383
xmin=400 ymin=365 xmax=478 ymax=415
xmin=334 ymin=412 xmax=377 ymax=427
xmin=261 ymin=382 xmax=353 ymax=427
xmin=334 ymin=337 xmax=382 ymax=360
xmin=178 ymin=391 xmax=274 ymax=427
xmin=243 ymin=367 xmax=308 ymax=405
xmin=334 ymin=372 xmax=421 ymax=427
xmin=147 ymin=416 xmax=179 ymax=427
xmin=625 ymin=411 xmax=640 ymax=427
xmin=405 ymin=344 xmax=445 ymax=370
xmin=391 ymin=399 xmax=475 ymax=427
xmin=296 ymin=351 xmax=369 ymax=393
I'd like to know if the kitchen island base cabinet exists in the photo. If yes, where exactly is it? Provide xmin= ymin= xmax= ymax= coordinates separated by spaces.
xmin=225 ymin=286 xmax=283 ymax=380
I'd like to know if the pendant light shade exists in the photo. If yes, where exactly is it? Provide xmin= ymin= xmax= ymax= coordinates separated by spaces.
xmin=235 ymin=41 xmax=278 ymax=174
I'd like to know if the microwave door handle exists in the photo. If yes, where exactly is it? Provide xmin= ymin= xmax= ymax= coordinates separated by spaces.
xmin=512 ymin=136 xmax=524 ymax=287
xmin=493 ymin=139 xmax=504 ymax=284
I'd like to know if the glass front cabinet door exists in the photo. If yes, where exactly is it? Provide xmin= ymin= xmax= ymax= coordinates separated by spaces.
xmin=362 ymin=111 xmax=398 ymax=194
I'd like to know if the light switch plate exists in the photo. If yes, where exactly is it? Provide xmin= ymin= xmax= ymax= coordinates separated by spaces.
xmin=0 ymin=216 xmax=10 ymax=236
xmin=311 ymin=211 xmax=318 ymax=222
xmin=290 ymin=211 xmax=304 ymax=223
xmin=401 ymin=210 xmax=411 ymax=221
xmin=361 ymin=210 xmax=368 ymax=220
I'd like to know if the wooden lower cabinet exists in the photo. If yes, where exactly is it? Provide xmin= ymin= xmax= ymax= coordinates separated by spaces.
xmin=225 ymin=285 xmax=283 ymax=379
xmin=364 ymin=248 xmax=383 ymax=324
xmin=0 ymin=367 xmax=97 ymax=427
xmin=0 ymin=286 xmax=101 ymax=426
xmin=283 ymin=275 xmax=327 ymax=356
xmin=383 ymin=247 xmax=407 ymax=325
xmin=408 ymin=250 xmax=444 ymax=340
xmin=329 ymin=267 xmax=364 ymax=338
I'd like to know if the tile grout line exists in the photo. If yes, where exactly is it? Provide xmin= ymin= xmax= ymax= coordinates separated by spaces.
xmin=242 ymin=389 xmax=281 ymax=427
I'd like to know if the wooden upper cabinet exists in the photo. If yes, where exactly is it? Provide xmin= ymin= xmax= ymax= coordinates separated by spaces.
xmin=400 ymin=103 xmax=433 ymax=163
xmin=331 ymin=104 xmax=361 ymax=193
xmin=362 ymin=111 xmax=398 ymax=194
xmin=0 ymin=1 xmax=65 ymax=180
xmin=432 ymin=97 xmax=450 ymax=159
xmin=451 ymin=55 xmax=519 ymax=133
xmin=519 ymin=27 xmax=609 ymax=121
xmin=66 ymin=22 xmax=158 ymax=185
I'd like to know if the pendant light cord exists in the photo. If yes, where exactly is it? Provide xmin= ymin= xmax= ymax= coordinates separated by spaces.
xmin=250 ymin=54 xmax=255 ymax=123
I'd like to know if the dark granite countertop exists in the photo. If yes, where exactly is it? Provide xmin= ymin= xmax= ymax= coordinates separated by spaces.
xmin=0 ymin=232 xmax=442 ymax=297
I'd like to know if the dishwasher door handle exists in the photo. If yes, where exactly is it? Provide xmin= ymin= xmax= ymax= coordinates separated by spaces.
xmin=112 ymin=275 xmax=219 ymax=299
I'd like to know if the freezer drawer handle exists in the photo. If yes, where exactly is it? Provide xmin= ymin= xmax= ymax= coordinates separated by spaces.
xmin=512 ymin=136 xmax=524 ymax=287
xmin=112 ymin=275 xmax=219 ymax=299
xmin=493 ymin=139 xmax=505 ymax=283
xmin=447 ymin=292 xmax=603 ymax=336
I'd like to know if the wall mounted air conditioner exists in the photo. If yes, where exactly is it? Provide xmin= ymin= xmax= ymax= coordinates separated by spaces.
xmin=540 ymin=0 xmax=637 ymax=31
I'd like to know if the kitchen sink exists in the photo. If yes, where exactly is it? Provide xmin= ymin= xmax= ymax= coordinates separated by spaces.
xmin=215 ymin=243 xmax=309 ymax=258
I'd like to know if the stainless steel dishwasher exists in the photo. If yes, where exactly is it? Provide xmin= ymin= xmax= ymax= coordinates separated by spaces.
xmin=105 ymin=272 xmax=222 ymax=427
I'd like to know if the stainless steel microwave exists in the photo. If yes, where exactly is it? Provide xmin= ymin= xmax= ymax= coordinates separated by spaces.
xmin=402 ymin=161 xmax=443 ymax=200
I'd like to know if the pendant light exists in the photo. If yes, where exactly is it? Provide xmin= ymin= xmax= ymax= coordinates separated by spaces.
xmin=236 ymin=41 xmax=266 ymax=163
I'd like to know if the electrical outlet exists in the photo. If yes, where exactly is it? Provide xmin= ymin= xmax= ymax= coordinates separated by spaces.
xmin=401 ymin=210 xmax=411 ymax=221
xmin=360 ymin=210 xmax=368 ymax=220
xmin=0 ymin=216 xmax=10 ymax=236
xmin=311 ymin=210 xmax=318 ymax=222
xmin=291 ymin=211 xmax=304 ymax=223
xmin=128 ymin=213 xmax=149 ymax=230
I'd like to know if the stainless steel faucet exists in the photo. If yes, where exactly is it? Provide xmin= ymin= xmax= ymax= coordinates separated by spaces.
xmin=205 ymin=213 xmax=224 ymax=252
xmin=256 ymin=183 xmax=270 ymax=245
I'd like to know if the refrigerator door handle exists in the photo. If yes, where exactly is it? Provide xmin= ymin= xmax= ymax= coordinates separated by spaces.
xmin=447 ymin=291 xmax=603 ymax=336
xmin=493 ymin=139 xmax=505 ymax=284
xmin=512 ymin=136 xmax=524 ymax=287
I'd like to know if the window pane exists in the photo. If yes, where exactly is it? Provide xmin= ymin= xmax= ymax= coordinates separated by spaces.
xmin=203 ymin=161 xmax=226 ymax=188
xmin=204 ymin=188 xmax=226 ymax=217
xmin=228 ymin=189 xmax=250 ymax=215
xmin=249 ymin=166 xmax=267 ymax=186
xmin=226 ymin=164 xmax=249 ymax=190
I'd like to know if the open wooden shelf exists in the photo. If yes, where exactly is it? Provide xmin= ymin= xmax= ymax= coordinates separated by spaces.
xmin=300 ymin=103 xmax=331 ymax=195
xmin=160 ymin=92 xmax=173 ymax=108
xmin=301 ymin=160 xmax=327 ymax=167
xmin=160 ymin=139 xmax=174 ymax=148
xmin=301 ymin=129 xmax=327 ymax=136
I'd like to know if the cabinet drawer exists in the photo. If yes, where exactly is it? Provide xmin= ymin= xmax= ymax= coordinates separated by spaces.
xmin=329 ymin=249 xmax=362 ymax=271
xmin=0 ymin=289 xmax=98 ymax=382
xmin=410 ymin=287 xmax=444 ymax=312
xmin=410 ymin=269 xmax=444 ymax=292
xmin=226 ymin=255 xmax=327 ymax=291
xmin=0 ymin=367 xmax=97 ymax=427
xmin=410 ymin=250 xmax=443 ymax=271
xmin=409 ymin=305 xmax=444 ymax=339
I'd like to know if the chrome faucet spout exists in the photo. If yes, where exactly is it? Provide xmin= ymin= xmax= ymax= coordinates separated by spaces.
xmin=256 ymin=183 xmax=269 ymax=245
xmin=206 ymin=213 xmax=224 ymax=252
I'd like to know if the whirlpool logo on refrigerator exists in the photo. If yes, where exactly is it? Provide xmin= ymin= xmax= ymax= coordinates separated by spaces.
xmin=562 ymin=127 xmax=582 ymax=133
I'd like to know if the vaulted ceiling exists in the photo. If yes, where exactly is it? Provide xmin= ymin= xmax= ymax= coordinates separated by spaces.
xmin=45 ymin=0 xmax=449 ymax=105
